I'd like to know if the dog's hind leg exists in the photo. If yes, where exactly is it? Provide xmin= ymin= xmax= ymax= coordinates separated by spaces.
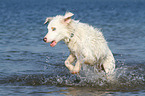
xmin=103 ymin=54 xmax=115 ymax=75
xmin=65 ymin=54 xmax=76 ymax=72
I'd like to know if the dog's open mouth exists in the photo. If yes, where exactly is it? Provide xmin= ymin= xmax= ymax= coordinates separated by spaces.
xmin=50 ymin=40 xmax=57 ymax=47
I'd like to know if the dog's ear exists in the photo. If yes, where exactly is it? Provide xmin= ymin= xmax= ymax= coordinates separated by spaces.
xmin=44 ymin=17 xmax=53 ymax=24
xmin=64 ymin=12 xmax=74 ymax=24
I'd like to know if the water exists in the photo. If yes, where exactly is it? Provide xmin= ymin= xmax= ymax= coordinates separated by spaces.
xmin=0 ymin=0 xmax=145 ymax=95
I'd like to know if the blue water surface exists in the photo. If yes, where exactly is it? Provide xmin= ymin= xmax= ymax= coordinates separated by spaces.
xmin=0 ymin=0 xmax=145 ymax=95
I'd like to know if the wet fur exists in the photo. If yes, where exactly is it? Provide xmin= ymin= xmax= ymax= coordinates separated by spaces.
xmin=43 ymin=12 xmax=115 ymax=75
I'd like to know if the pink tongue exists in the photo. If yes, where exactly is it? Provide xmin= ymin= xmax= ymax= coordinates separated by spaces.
xmin=50 ymin=41 xmax=57 ymax=47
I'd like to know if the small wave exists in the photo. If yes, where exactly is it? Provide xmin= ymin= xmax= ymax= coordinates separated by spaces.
xmin=1 ymin=64 xmax=145 ymax=91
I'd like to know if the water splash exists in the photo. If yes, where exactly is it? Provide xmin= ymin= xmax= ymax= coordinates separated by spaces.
xmin=1 ymin=63 xmax=145 ymax=91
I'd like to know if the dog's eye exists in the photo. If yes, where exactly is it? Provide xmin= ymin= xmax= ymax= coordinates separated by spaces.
xmin=51 ymin=27 xmax=56 ymax=31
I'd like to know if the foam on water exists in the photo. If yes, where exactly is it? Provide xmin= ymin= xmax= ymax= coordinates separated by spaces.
xmin=1 ymin=62 xmax=145 ymax=91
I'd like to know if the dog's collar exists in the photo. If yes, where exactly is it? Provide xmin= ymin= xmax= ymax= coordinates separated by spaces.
xmin=68 ymin=33 xmax=74 ymax=42
xmin=70 ymin=28 xmax=75 ymax=38
xmin=70 ymin=33 xmax=74 ymax=38
xmin=65 ymin=32 xmax=74 ymax=44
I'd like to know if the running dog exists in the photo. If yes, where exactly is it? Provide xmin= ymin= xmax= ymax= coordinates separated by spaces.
xmin=43 ymin=12 xmax=115 ymax=75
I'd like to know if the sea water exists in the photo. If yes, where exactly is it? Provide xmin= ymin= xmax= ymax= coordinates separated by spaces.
xmin=1 ymin=0 xmax=145 ymax=95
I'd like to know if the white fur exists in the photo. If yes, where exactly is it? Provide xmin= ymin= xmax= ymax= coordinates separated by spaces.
xmin=43 ymin=12 xmax=115 ymax=75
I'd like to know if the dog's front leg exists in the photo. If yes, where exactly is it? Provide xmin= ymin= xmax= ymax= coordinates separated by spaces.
xmin=65 ymin=54 xmax=76 ymax=72
xmin=71 ymin=60 xmax=81 ymax=74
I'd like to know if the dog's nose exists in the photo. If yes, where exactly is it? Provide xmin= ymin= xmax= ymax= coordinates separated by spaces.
xmin=43 ymin=37 xmax=47 ymax=42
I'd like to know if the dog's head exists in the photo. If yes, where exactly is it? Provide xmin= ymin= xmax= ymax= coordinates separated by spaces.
xmin=43 ymin=12 xmax=74 ymax=47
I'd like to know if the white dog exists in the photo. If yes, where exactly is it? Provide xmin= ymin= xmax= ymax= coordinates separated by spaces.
xmin=43 ymin=12 xmax=115 ymax=75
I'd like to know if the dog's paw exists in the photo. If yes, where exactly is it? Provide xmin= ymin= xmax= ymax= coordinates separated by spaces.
xmin=70 ymin=71 xmax=79 ymax=74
